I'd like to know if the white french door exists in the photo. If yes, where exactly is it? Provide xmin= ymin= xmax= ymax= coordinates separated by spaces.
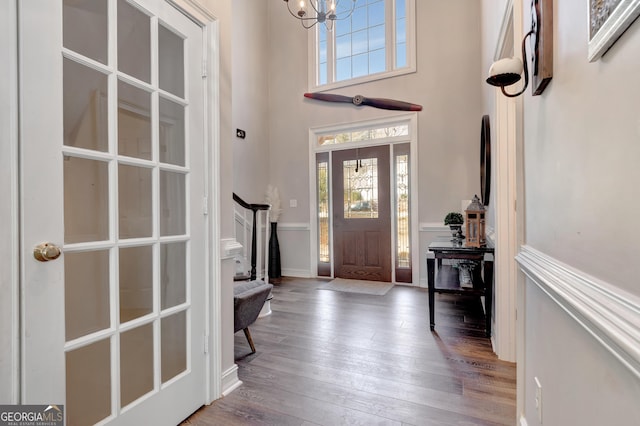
xmin=20 ymin=1 xmax=207 ymax=424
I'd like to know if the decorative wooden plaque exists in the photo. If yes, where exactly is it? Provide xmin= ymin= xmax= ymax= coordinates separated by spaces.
xmin=530 ymin=0 xmax=553 ymax=95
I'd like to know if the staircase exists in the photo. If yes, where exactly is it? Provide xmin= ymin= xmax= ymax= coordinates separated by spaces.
xmin=232 ymin=193 xmax=271 ymax=282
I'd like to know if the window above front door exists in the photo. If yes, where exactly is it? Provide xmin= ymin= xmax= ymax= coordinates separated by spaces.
xmin=310 ymin=0 xmax=416 ymax=91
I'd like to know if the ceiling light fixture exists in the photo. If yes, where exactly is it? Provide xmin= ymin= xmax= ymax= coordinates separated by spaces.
xmin=283 ymin=0 xmax=356 ymax=31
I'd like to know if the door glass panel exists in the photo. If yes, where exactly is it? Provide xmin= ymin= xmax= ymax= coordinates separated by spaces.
xmin=119 ymin=245 xmax=153 ymax=323
xmin=161 ymin=242 xmax=186 ymax=309
xmin=160 ymin=171 xmax=186 ymax=236
xmin=159 ymin=24 xmax=185 ymax=98
xmin=65 ymin=250 xmax=110 ymax=341
xmin=118 ymin=80 xmax=152 ymax=160
xmin=395 ymin=154 xmax=410 ymax=268
xmin=63 ymin=59 xmax=108 ymax=151
xmin=119 ymin=164 xmax=152 ymax=239
xmin=161 ymin=311 xmax=187 ymax=383
xmin=64 ymin=157 xmax=109 ymax=244
xmin=66 ymin=339 xmax=111 ymax=426
xmin=317 ymin=160 xmax=330 ymax=264
xmin=120 ymin=323 xmax=154 ymax=407
xmin=118 ymin=0 xmax=151 ymax=83
xmin=159 ymin=98 xmax=185 ymax=166
xmin=63 ymin=0 xmax=108 ymax=63
xmin=343 ymin=158 xmax=378 ymax=219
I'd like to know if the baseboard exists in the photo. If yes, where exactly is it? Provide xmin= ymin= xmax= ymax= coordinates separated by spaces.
xmin=516 ymin=245 xmax=640 ymax=380
xmin=221 ymin=364 xmax=242 ymax=396
xmin=282 ymin=268 xmax=312 ymax=278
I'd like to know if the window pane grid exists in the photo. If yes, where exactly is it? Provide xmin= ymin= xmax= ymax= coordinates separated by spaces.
xmin=315 ymin=0 xmax=411 ymax=87
xmin=343 ymin=158 xmax=378 ymax=219
xmin=318 ymin=124 xmax=409 ymax=145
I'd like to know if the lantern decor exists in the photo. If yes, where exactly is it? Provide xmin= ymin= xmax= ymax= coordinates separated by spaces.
xmin=464 ymin=195 xmax=486 ymax=247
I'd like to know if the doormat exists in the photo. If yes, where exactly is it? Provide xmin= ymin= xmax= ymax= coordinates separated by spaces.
xmin=320 ymin=278 xmax=394 ymax=296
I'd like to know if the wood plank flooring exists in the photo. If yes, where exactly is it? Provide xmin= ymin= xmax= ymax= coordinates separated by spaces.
xmin=183 ymin=278 xmax=516 ymax=425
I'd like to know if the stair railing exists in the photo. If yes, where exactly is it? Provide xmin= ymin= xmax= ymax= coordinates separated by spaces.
xmin=233 ymin=193 xmax=270 ymax=281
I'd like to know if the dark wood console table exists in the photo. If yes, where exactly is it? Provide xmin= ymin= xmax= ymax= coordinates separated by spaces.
xmin=427 ymin=240 xmax=494 ymax=337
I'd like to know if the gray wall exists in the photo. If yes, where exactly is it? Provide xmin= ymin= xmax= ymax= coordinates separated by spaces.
xmin=232 ymin=0 xmax=270 ymax=203
xmin=482 ymin=0 xmax=640 ymax=424
xmin=263 ymin=0 xmax=484 ymax=280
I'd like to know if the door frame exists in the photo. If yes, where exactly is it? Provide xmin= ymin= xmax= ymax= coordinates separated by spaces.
xmin=0 ymin=0 xmax=20 ymax=405
xmin=492 ymin=0 xmax=526 ymax=415
xmin=308 ymin=113 xmax=419 ymax=284
xmin=1 ymin=0 xmax=223 ymax=406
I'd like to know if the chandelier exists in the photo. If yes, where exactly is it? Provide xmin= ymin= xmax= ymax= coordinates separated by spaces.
xmin=283 ymin=0 xmax=357 ymax=31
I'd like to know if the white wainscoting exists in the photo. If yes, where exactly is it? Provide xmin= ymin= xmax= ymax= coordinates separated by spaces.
xmin=278 ymin=222 xmax=313 ymax=278
xmin=516 ymin=245 xmax=640 ymax=380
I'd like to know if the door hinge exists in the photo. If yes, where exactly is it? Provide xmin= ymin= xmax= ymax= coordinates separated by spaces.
xmin=202 ymin=196 xmax=208 ymax=216
xmin=203 ymin=334 xmax=209 ymax=354
xmin=202 ymin=59 xmax=207 ymax=78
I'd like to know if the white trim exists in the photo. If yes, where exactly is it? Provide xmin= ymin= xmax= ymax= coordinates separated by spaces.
xmin=309 ymin=114 xmax=419 ymax=284
xmin=516 ymin=245 xmax=640 ymax=380
xmin=494 ymin=0 xmax=514 ymax=61
xmin=168 ymin=0 xmax=218 ymax=24
xmin=588 ymin=0 xmax=640 ymax=61
xmin=221 ymin=365 xmax=242 ymax=397
xmin=168 ymin=0 xmax=222 ymax=404
xmin=282 ymin=268 xmax=313 ymax=278
xmin=519 ymin=414 xmax=529 ymax=426
xmin=491 ymin=0 xmax=523 ymax=364
xmin=419 ymin=222 xmax=448 ymax=233
xmin=277 ymin=222 xmax=311 ymax=231
xmin=220 ymin=238 xmax=243 ymax=260
xmin=0 ymin=0 xmax=19 ymax=404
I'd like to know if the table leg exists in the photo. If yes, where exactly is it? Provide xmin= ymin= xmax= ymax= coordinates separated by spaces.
xmin=427 ymin=257 xmax=435 ymax=331
xmin=484 ymin=257 xmax=494 ymax=338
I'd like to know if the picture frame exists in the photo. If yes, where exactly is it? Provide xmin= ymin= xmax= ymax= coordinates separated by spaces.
xmin=588 ymin=0 xmax=640 ymax=61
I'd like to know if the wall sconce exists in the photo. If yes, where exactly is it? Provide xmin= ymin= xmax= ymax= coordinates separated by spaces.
xmin=486 ymin=0 xmax=553 ymax=97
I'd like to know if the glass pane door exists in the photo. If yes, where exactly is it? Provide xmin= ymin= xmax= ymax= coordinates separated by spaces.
xmin=22 ymin=0 xmax=210 ymax=420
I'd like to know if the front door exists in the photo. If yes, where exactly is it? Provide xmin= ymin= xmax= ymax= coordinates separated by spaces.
xmin=332 ymin=146 xmax=391 ymax=282
xmin=20 ymin=1 xmax=207 ymax=424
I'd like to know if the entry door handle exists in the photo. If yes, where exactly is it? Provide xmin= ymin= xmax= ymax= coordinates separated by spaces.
xmin=33 ymin=242 xmax=62 ymax=262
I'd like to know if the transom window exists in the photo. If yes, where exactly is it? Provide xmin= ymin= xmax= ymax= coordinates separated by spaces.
xmin=318 ymin=123 xmax=409 ymax=145
xmin=313 ymin=0 xmax=415 ymax=90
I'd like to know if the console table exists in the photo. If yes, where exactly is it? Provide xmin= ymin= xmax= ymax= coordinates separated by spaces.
xmin=427 ymin=240 xmax=494 ymax=337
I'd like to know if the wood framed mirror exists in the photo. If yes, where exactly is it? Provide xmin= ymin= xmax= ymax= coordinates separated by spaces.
xmin=480 ymin=115 xmax=491 ymax=206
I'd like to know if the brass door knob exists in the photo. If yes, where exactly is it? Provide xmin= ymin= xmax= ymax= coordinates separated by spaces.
xmin=33 ymin=242 xmax=62 ymax=262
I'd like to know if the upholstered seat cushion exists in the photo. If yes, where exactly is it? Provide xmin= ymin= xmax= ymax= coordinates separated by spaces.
xmin=233 ymin=280 xmax=273 ymax=334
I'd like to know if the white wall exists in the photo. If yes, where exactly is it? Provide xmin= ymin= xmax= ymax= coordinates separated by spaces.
xmin=482 ymin=0 xmax=640 ymax=424
xmin=266 ymin=0 xmax=484 ymax=281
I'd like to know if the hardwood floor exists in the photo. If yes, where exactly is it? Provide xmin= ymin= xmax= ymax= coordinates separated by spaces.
xmin=183 ymin=278 xmax=516 ymax=425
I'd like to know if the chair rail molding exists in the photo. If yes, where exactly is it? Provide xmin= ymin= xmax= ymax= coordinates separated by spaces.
xmin=419 ymin=222 xmax=448 ymax=232
xmin=516 ymin=245 xmax=640 ymax=379
xmin=277 ymin=222 xmax=311 ymax=231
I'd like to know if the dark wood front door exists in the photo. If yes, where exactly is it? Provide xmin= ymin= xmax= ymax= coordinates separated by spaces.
xmin=332 ymin=146 xmax=391 ymax=282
